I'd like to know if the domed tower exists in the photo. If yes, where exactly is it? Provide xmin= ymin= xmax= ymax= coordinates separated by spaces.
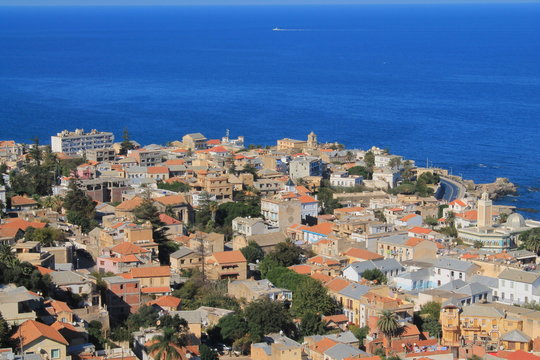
xmin=307 ymin=131 xmax=318 ymax=149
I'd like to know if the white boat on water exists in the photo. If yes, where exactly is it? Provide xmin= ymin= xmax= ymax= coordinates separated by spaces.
xmin=272 ymin=27 xmax=282 ymax=31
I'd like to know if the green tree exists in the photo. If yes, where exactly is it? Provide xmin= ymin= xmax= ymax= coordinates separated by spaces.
xmin=88 ymin=320 xmax=106 ymax=350
xmin=364 ymin=151 xmax=375 ymax=170
xmin=362 ymin=268 xmax=387 ymax=284
xmin=147 ymin=327 xmax=186 ymax=360
xmin=266 ymin=240 xmax=302 ymax=267
xmin=244 ymin=297 xmax=295 ymax=341
xmin=157 ymin=181 xmax=191 ymax=193
xmin=0 ymin=244 xmax=17 ymax=268
xmin=292 ymin=278 xmax=338 ymax=317
xmin=126 ymin=305 xmax=160 ymax=332
xmin=349 ymin=325 xmax=369 ymax=349
xmin=63 ymin=179 xmax=97 ymax=233
xmin=317 ymin=187 xmax=342 ymax=214
xmin=240 ymin=241 xmax=264 ymax=263
xmin=218 ymin=314 xmax=249 ymax=344
xmin=347 ymin=166 xmax=370 ymax=179
xmin=425 ymin=216 xmax=439 ymax=227
xmin=422 ymin=318 xmax=442 ymax=338
xmin=0 ymin=312 xmax=13 ymax=348
xmin=473 ymin=240 xmax=484 ymax=249
xmin=377 ymin=310 xmax=401 ymax=357
xmin=419 ymin=301 xmax=441 ymax=321
xmin=520 ymin=228 xmax=540 ymax=254
xmin=299 ymin=312 xmax=326 ymax=336
xmin=199 ymin=344 xmax=219 ymax=360
xmin=24 ymin=227 xmax=65 ymax=247
xmin=119 ymin=128 xmax=135 ymax=156
xmin=133 ymin=194 xmax=161 ymax=226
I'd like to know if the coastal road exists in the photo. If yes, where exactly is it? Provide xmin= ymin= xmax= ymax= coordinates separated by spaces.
xmin=437 ymin=177 xmax=466 ymax=202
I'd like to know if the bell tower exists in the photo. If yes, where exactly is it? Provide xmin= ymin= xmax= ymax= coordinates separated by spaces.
xmin=307 ymin=131 xmax=317 ymax=149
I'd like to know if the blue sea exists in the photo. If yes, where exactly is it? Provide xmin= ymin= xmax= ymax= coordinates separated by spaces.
xmin=0 ymin=4 xmax=539 ymax=217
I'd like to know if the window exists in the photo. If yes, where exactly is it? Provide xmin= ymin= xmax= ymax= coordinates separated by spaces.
xmin=51 ymin=349 xmax=61 ymax=359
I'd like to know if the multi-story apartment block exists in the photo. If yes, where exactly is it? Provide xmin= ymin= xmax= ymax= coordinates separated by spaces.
xmin=497 ymin=268 xmax=540 ymax=305
xmin=104 ymin=276 xmax=141 ymax=320
xmin=440 ymin=304 xmax=529 ymax=351
xmin=51 ymin=128 xmax=114 ymax=155
xmin=182 ymin=133 xmax=207 ymax=150
xmin=86 ymin=148 xmax=116 ymax=162
xmin=289 ymin=157 xmax=324 ymax=180
xmin=261 ymin=198 xmax=301 ymax=230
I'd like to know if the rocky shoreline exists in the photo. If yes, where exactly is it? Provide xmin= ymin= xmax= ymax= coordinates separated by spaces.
xmin=464 ymin=177 xmax=518 ymax=200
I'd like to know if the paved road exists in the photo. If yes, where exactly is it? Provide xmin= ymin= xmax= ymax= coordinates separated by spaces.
xmin=437 ymin=177 xmax=465 ymax=202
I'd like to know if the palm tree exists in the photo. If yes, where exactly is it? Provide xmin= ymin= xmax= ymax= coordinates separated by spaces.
xmin=0 ymin=244 xmax=18 ymax=268
xmin=209 ymin=201 xmax=219 ymax=223
xmin=147 ymin=328 xmax=186 ymax=360
xmin=377 ymin=310 xmax=401 ymax=357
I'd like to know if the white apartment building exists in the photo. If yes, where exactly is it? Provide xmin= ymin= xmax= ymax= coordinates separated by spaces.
xmin=51 ymin=129 xmax=114 ymax=155
xmin=430 ymin=257 xmax=480 ymax=287
xmin=497 ymin=268 xmax=540 ymax=305
xmin=330 ymin=172 xmax=363 ymax=188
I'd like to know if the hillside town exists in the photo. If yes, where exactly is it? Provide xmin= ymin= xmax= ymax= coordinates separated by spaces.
xmin=1 ymin=129 xmax=540 ymax=360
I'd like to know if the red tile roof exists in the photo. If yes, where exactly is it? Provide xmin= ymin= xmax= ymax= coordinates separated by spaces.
xmin=147 ymin=166 xmax=169 ymax=174
xmin=0 ymin=218 xmax=47 ymax=231
xmin=116 ymin=196 xmax=144 ymax=211
xmin=131 ymin=266 xmax=170 ymax=278
xmin=10 ymin=195 xmax=38 ymax=206
xmin=141 ymin=286 xmax=171 ymax=294
xmin=146 ymin=295 xmax=181 ymax=309
xmin=111 ymin=242 xmax=149 ymax=255
xmin=303 ymin=222 xmax=334 ymax=236
xmin=288 ymin=264 xmax=313 ymax=275
xmin=159 ymin=213 xmax=182 ymax=225
xmin=155 ymin=194 xmax=188 ymax=206
xmin=211 ymin=250 xmax=246 ymax=264
xmin=344 ymin=248 xmax=384 ymax=261
xmin=400 ymin=214 xmax=419 ymax=222
xmin=12 ymin=320 xmax=68 ymax=346
xmin=408 ymin=226 xmax=432 ymax=234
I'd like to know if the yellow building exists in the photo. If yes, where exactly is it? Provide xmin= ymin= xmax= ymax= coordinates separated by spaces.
xmin=251 ymin=334 xmax=303 ymax=360
xmin=440 ymin=304 xmax=524 ymax=348
xmin=12 ymin=320 xmax=69 ymax=360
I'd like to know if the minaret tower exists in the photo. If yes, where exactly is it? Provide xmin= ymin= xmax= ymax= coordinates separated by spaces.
xmin=477 ymin=191 xmax=493 ymax=228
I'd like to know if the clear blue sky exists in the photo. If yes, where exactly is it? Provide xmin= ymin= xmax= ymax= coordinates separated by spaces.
xmin=0 ymin=0 xmax=537 ymax=5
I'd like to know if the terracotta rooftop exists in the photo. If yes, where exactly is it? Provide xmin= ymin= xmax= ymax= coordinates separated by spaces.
xmin=131 ymin=266 xmax=170 ymax=278
xmin=111 ymin=242 xmax=149 ymax=255
xmin=10 ymin=195 xmax=38 ymax=207
xmin=147 ymin=295 xmax=181 ymax=309
xmin=211 ymin=250 xmax=247 ymax=264
xmin=147 ymin=166 xmax=169 ymax=174
xmin=408 ymin=226 xmax=432 ymax=234
xmin=116 ymin=196 xmax=144 ymax=211
xmin=288 ymin=264 xmax=313 ymax=275
xmin=12 ymin=320 xmax=68 ymax=347
xmin=344 ymin=248 xmax=384 ymax=261
xmin=155 ymin=194 xmax=188 ymax=206
xmin=159 ymin=213 xmax=182 ymax=225
xmin=303 ymin=222 xmax=334 ymax=236
xmin=0 ymin=218 xmax=47 ymax=231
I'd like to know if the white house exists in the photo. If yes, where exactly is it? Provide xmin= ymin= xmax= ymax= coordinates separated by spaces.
xmin=330 ymin=172 xmax=363 ymax=188
xmin=497 ymin=268 xmax=540 ymax=305
xmin=430 ymin=257 xmax=480 ymax=287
